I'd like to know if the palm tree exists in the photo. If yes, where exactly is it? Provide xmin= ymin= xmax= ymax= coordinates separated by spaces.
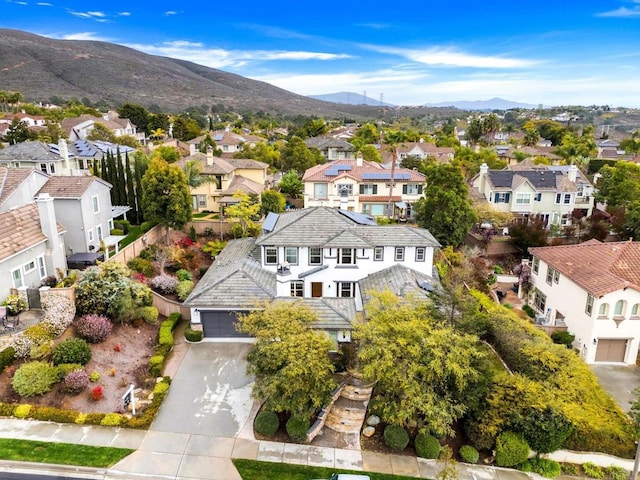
xmin=183 ymin=160 xmax=216 ymax=188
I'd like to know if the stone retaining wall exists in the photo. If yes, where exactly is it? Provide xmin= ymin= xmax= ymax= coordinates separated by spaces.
xmin=306 ymin=382 xmax=345 ymax=443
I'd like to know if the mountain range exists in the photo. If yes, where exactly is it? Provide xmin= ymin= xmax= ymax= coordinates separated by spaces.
xmin=309 ymin=92 xmax=397 ymax=107
xmin=423 ymin=97 xmax=538 ymax=110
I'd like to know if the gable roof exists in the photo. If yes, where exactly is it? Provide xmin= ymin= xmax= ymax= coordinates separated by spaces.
xmin=256 ymin=207 xmax=440 ymax=248
xmin=0 ymin=167 xmax=49 ymax=208
xmin=0 ymin=141 xmax=62 ymax=163
xmin=0 ymin=203 xmax=65 ymax=262
xmin=305 ymin=137 xmax=355 ymax=151
xmin=529 ymin=240 xmax=640 ymax=297
xmin=302 ymin=159 xmax=425 ymax=183
xmin=275 ymin=297 xmax=357 ymax=330
xmin=37 ymin=175 xmax=111 ymax=199
xmin=359 ymin=264 xmax=437 ymax=307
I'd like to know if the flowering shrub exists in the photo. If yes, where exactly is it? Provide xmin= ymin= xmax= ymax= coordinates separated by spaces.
xmin=176 ymin=269 xmax=193 ymax=282
xmin=114 ymin=343 xmax=121 ymax=352
xmin=90 ymin=385 xmax=104 ymax=401
xmin=40 ymin=294 xmax=76 ymax=335
xmin=89 ymin=370 xmax=100 ymax=382
xmin=177 ymin=236 xmax=195 ymax=248
xmin=132 ymin=272 xmax=147 ymax=283
xmin=3 ymin=294 xmax=27 ymax=315
xmin=150 ymin=275 xmax=178 ymax=295
xmin=62 ymin=369 xmax=89 ymax=395
xmin=74 ymin=314 xmax=113 ymax=343
xmin=12 ymin=335 xmax=34 ymax=359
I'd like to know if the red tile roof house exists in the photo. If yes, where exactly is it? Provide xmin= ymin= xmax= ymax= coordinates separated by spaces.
xmin=302 ymin=157 xmax=426 ymax=219
xmin=529 ymin=240 xmax=640 ymax=364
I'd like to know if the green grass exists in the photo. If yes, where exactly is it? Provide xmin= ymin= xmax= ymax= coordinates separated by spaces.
xmin=0 ymin=438 xmax=133 ymax=467
xmin=120 ymin=225 xmax=143 ymax=249
xmin=233 ymin=459 xmax=419 ymax=480
xmin=193 ymin=212 xmax=210 ymax=218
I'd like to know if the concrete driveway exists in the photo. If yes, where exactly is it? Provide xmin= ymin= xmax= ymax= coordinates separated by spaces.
xmin=590 ymin=364 xmax=640 ymax=412
xmin=151 ymin=342 xmax=255 ymax=436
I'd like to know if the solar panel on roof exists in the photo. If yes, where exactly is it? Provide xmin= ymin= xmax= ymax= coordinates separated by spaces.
xmin=214 ymin=134 xmax=224 ymax=141
xmin=394 ymin=173 xmax=411 ymax=180
xmin=324 ymin=170 xmax=338 ymax=176
xmin=334 ymin=164 xmax=352 ymax=171
xmin=362 ymin=172 xmax=391 ymax=180
xmin=338 ymin=210 xmax=377 ymax=225
xmin=262 ymin=212 xmax=279 ymax=232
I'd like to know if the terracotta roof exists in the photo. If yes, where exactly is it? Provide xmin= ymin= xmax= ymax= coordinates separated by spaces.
xmin=529 ymin=240 xmax=640 ymax=296
xmin=0 ymin=203 xmax=64 ymax=261
xmin=302 ymin=159 xmax=424 ymax=183
xmin=37 ymin=176 xmax=108 ymax=198
xmin=0 ymin=167 xmax=47 ymax=207
xmin=359 ymin=195 xmax=401 ymax=202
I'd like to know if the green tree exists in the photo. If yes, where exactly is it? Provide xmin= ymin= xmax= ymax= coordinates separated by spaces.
xmin=37 ymin=120 xmax=66 ymax=144
xmin=117 ymin=103 xmax=150 ymax=134
xmin=280 ymin=136 xmax=324 ymax=174
xmin=466 ymin=118 xmax=484 ymax=145
xmin=596 ymin=161 xmax=640 ymax=208
xmin=183 ymin=159 xmax=215 ymax=188
xmin=532 ymin=120 xmax=568 ymax=146
xmin=358 ymin=144 xmax=382 ymax=163
xmin=512 ymin=407 xmax=574 ymax=455
xmin=508 ymin=215 xmax=548 ymax=252
xmin=150 ymin=145 xmax=180 ymax=164
xmin=171 ymin=115 xmax=202 ymax=141
xmin=620 ymin=131 xmax=640 ymax=161
xmin=522 ymin=123 xmax=540 ymax=147
xmin=278 ymin=171 xmax=304 ymax=198
xmin=141 ymin=158 xmax=192 ymax=243
xmin=350 ymin=123 xmax=379 ymax=148
xmin=197 ymin=133 xmax=222 ymax=156
xmin=4 ymin=117 xmax=35 ymax=144
xmin=237 ymin=301 xmax=337 ymax=417
xmin=261 ymin=189 xmax=286 ymax=215
xmin=87 ymin=123 xmax=117 ymax=143
xmin=414 ymin=163 xmax=477 ymax=247
xmin=234 ymin=142 xmax=280 ymax=168
xmin=355 ymin=290 xmax=483 ymax=437
xmin=224 ymin=191 xmax=261 ymax=237
xmin=482 ymin=113 xmax=501 ymax=144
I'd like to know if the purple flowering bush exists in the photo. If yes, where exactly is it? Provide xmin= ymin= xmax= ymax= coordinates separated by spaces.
xmin=150 ymin=275 xmax=178 ymax=295
xmin=74 ymin=314 xmax=113 ymax=343
xmin=61 ymin=369 xmax=89 ymax=395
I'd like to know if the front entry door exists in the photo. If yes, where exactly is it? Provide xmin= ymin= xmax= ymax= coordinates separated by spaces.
xmin=311 ymin=282 xmax=323 ymax=297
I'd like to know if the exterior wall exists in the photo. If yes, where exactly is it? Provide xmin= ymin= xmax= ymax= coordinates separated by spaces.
xmin=304 ymin=179 xmax=423 ymax=215
xmin=3 ymin=158 xmax=82 ymax=176
xmin=0 ymin=172 xmax=49 ymax=212
xmin=0 ymin=243 xmax=50 ymax=299
xmin=233 ymin=167 xmax=267 ymax=185
xmin=531 ymin=256 xmax=640 ymax=364
xmin=262 ymin=245 xmax=434 ymax=299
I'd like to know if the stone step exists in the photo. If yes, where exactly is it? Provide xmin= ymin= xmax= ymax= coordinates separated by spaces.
xmin=329 ymin=404 xmax=366 ymax=421
xmin=324 ymin=413 xmax=364 ymax=433
xmin=341 ymin=384 xmax=373 ymax=401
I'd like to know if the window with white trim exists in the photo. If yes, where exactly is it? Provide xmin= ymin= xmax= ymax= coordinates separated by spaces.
xmin=415 ymin=247 xmax=426 ymax=262
xmin=23 ymin=260 xmax=36 ymax=274
xmin=92 ymin=195 xmax=99 ymax=214
xmin=403 ymin=184 xmax=423 ymax=195
xmin=11 ymin=268 xmax=23 ymax=288
xmin=290 ymin=281 xmax=304 ymax=297
xmin=395 ymin=247 xmax=405 ymax=262
xmin=532 ymin=257 xmax=539 ymax=274
xmin=284 ymin=247 xmax=298 ymax=265
xmin=614 ymin=300 xmax=626 ymax=317
xmin=338 ymin=248 xmax=355 ymax=265
xmin=309 ymin=247 xmax=323 ymax=265
xmin=515 ymin=193 xmax=532 ymax=205
xmin=337 ymin=282 xmax=355 ymax=298
xmin=632 ymin=304 xmax=640 ymax=318
xmin=598 ymin=303 xmax=609 ymax=318
xmin=198 ymin=194 xmax=207 ymax=207
xmin=533 ymin=288 xmax=546 ymax=312
xmin=374 ymin=246 xmax=384 ymax=261
xmin=359 ymin=184 xmax=378 ymax=195
xmin=314 ymin=183 xmax=328 ymax=199
xmin=337 ymin=184 xmax=353 ymax=196
xmin=88 ymin=228 xmax=94 ymax=243
xmin=37 ymin=255 xmax=46 ymax=279
xmin=96 ymin=225 xmax=103 ymax=241
xmin=585 ymin=294 xmax=594 ymax=316
xmin=265 ymin=246 xmax=277 ymax=265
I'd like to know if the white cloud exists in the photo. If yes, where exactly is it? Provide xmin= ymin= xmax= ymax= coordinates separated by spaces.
xmin=68 ymin=10 xmax=106 ymax=20
xmin=118 ymin=11 xmax=131 ymax=16
xmin=59 ymin=32 xmax=109 ymax=41
xmin=363 ymin=45 xmax=537 ymax=68
xmin=164 ymin=11 xmax=178 ymax=16
xmin=36 ymin=2 xmax=53 ymax=5
xmin=595 ymin=6 xmax=640 ymax=17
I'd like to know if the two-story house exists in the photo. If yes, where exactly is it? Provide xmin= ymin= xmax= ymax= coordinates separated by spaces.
xmin=0 ymin=194 xmax=67 ymax=300
xmin=188 ymin=129 xmax=265 ymax=158
xmin=472 ymin=163 xmax=594 ymax=227
xmin=305 ymin=137 xmax=356 ymax=162
xmin=184 ymin=207 xmax=440 ymax=342
xmin=36 ymin=176 xmax=127 ymax=256
xmin=302 ymin=157 xmax=426 ymax=219
xmin=382 ymin=140 xmax=455 ymax=167
xmin=529 ymin=240 xmax=640 ymax=364
xmin=61 ymin=112 xmax=143 ymax=142
xmin=179 ymin=148 xmax=268 ymax=213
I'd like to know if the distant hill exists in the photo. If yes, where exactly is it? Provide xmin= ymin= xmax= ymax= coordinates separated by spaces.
xmin=0 ymin=29 xmax=378 ymax=117
xmin=424 ymin=97 xmax=538 ymax=110
xmin=309 ymin=92 xmax=396 ymax=107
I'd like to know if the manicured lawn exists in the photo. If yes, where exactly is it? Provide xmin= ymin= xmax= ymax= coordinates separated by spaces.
xmin=120 ymin=225 xmax=144 ymax=249
xmin=0 ymin=438 xmax=133 ymax=467
xmin=233 ymin=459 xmax=420 ymax=480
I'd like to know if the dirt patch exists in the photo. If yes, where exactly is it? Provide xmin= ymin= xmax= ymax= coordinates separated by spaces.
xmin=0 ymin=320 xmax=161 ymax=413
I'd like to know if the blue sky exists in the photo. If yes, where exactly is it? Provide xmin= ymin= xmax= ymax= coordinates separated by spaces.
xmin=3 ymin=0 xmax=640 ymax=107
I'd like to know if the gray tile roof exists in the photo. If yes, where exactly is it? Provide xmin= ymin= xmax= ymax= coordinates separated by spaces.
xmin=0 ymin=141 xmax=61 ymax=163
xmin=256 ymin=207 xmax=440 ymax=248
xmin=275 ymin=297 xmax=357 ymax=330
xmin=358 ymin=264 xmax=438 ymax=307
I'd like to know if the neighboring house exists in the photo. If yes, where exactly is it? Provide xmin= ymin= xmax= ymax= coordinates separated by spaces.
xmin=471 ymin=162 xmax=594 ymax=227
xmin=36 ymin=176 xmax=128 ymax=256
xmin=529 ymin=240 xmax=640 ymax=364
xmin=382 ymin=140 xmax=455 ymax=166
xmin=179 ymin=147 xmax=268 ymax=213
xmin=0 ymin=166 xmax=49 ymax=212
xmin=188 ymin=128 xmax=265 ymax=157
xmin=305 ymin=137 xmax=356 ymax=162
xmin=302 ymin=157 xmax=426 ymax=218
xmin=0 ymin=113 xmax=47 ymax=128
xmin=185 ymin=206 xmax=440 ymax=342
xmin=0 ymin=139 xmax=135 ymax=176
xmin=0 ymin=195 xmax=67 ymax=300
xmin=61 ymin=112 xmax=142 ymax=142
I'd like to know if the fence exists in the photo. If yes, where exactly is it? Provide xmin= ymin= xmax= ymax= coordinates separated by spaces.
xmin=151 ymin=291 xmax=191 ymax=321
xmin=109 ymin=225 xmax=164 ymax=264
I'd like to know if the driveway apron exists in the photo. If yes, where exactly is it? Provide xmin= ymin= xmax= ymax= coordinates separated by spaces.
xmin=150 ymin=342 xmax=254 ymax=436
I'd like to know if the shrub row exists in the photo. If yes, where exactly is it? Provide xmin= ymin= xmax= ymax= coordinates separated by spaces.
xmin=0 ymin=377 xmax=171 ymax=429
xmin=150 ymin=313 xmax=181 ymax=376
xmin=184 ymin=326 xmax=203 ymax=342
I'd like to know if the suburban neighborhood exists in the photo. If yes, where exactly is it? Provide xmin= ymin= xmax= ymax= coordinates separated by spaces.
xmin=1 ymin=83 xmax=640 ymax=480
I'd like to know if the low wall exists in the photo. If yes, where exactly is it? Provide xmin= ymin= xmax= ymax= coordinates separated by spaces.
xmin=536 ymin=325 xmax=568 ymax=336
xmin=109 ymin=224 xmax=164 ymax=265
xmin=306 ymin=382 xmax=345 ymax=443
xmin=188 ymin=220 xmax=232 ymax=237
xmin=151 ymin=291 xmax=191 ymax=321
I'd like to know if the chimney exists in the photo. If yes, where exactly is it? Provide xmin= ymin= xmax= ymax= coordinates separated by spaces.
xmin=206 ymin=146 xmax=214 ymax=166
xmin=568 ymin=164 xmax=578 ymax=183
xmin=479 ymin=163 xmax=489 ymax=193
xmin=36 ymin=193 xmax=66 ymax=276
xmin=58 ymin=139 xmax=69 ymax=173
xmin=356 ymin=151 xmax=363 ymax=167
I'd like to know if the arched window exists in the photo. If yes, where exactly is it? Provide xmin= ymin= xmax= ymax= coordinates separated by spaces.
xmin=632 ymin=304 xmax=640 ymax=317
xmin=598 ymin=303 xmax=609 ymax=317
xmin=614 ymin=300 xmax=626 ymax=317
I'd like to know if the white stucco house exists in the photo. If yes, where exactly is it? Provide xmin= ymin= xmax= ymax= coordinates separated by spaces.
xmin=529 ymin=240 xmax=640 ymax=364
xmin=185 ymin=207 xmax=440 ymax=343
xmin=472 ymin=162 xmax=594 ymax=227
